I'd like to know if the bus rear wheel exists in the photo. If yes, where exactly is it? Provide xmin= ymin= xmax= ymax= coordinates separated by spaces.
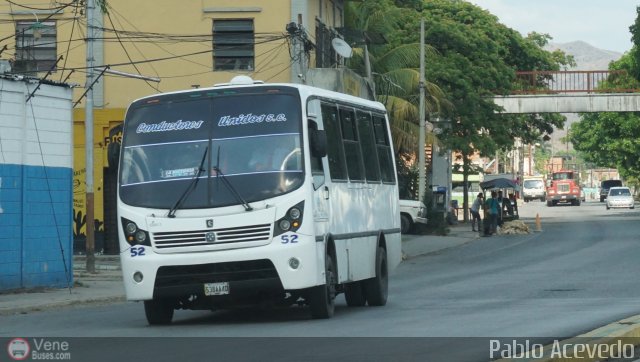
xmin=144 ymin=299 xmax=174 ymax=325
xmin=364 ymin=247 xmax=388 ymax=306
xmin=344 ymin=281 xmax=367 ymax=307
xmin=309 ymin=254 xmax=336 ymax=319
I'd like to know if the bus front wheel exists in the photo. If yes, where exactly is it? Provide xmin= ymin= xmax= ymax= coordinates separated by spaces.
xmin=309 ymin=254 xmax=336 ymax=319
xmin=364 ymin=247 xmax=388 ymax=306
xmin=144 ymin=299 xmax=174 ymax=325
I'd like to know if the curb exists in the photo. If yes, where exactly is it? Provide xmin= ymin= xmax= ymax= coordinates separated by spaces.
xmin=0 ymin=295 xmax=126 ymax=316
xmin=492 ymin=315 xmax=640 ymax=361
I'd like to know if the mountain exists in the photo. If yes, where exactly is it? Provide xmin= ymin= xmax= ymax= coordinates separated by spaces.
xmin=544 ymin=41 xmax=622 ymax=70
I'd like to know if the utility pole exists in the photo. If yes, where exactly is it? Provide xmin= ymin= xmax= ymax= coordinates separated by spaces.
xmin=85 ymin=0 xmax=95 ymax=272
xmin=418 ymin=18 xmax=426 ymax=204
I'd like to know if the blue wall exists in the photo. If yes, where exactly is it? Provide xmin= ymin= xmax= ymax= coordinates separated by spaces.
xmin=0 ymin=163 xmax=73 ymax=290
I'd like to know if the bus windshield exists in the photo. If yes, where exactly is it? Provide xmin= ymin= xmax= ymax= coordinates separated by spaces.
xmin=119 ymin=87 xmax=304 ymax=210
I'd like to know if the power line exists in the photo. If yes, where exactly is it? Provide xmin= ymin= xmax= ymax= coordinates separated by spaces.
xmin=56 ymin=34 xmax=290 ymax=72
xmin=24 ymin=82 xmax=72 ymax=293
xmin=0 ymin=0 xmax=81 ymax=45
xmin=59 ymin=1 xmax=80 ymax=82
xmin=4 ymin=0 xmax=72 ymax=12
xmin=104 ymin=8 xmax=160 ymax=93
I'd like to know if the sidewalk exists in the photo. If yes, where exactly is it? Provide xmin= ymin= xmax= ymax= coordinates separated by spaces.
xmin=0 ymin=227 xmax=480 ymax=316
xmin=401 ymin=222 xmax=480 ymax=259
xmin=0 ymin=256 xmax=125 ymax=316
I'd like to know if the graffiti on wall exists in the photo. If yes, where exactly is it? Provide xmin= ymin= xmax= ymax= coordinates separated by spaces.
xmin=73 ymin=168 xmax=105 ymax=253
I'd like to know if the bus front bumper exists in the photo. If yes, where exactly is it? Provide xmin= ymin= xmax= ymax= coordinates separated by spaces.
xmin=120 ymin=234 xmax=323 ymax=301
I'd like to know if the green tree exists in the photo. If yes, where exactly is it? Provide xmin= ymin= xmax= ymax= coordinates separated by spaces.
xmin=345 ymin=0 xmax=570 ymax=218
xmin=345 ymin=0 xmax=447 ymax=156
xmin=570 ymin=6 xmax=640 ymax=182
xmin=412 ymin=0 xmax=565 ymax=218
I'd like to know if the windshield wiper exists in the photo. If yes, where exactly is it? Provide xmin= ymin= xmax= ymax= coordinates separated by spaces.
xmin=213 ymin=146 xmax=253 ymax=212
xmin=167 ymin=147 xmax=208 ymax=218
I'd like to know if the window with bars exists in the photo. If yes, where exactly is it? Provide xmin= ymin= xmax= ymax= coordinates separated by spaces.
xmin=14 ymin=21 xmax=57 ymax=74
xmin=212 ymin=19 xmax=255 ymax=71
xmin=315 ymin=20 xmax=337 ymax=68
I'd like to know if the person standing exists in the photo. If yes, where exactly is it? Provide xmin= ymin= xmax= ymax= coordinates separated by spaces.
xmin=470 ymin=192 xmax=483 ymax=232
xmin=485 ymin=191 xmax=499 ymax=235
xmin=496 ymin=190 xmax=505 ymax=227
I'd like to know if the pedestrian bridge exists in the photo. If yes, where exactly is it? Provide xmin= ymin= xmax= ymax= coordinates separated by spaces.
xmin=493 ymin=70 xmax=640 ymax=113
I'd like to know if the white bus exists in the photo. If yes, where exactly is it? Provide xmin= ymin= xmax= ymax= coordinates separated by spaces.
xmin=117 ymin=76 xmax=402 ymax=324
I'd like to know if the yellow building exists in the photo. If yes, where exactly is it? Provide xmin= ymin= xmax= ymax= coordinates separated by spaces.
xmin=0 ymin=0 xmax=372 ymax=253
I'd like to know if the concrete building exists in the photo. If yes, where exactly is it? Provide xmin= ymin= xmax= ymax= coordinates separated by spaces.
xmin=0 ymin=0 xmax=369 ymax=254
xmin=0 ymin=75 xmax=74 ymax=290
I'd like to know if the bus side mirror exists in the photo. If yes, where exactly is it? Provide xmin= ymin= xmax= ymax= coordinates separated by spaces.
xmin=310 ymin=129 xmax=327 ymax=158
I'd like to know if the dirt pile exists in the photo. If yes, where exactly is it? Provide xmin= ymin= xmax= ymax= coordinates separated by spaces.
xmin=498 ymin=220 xmax=530 ymax=235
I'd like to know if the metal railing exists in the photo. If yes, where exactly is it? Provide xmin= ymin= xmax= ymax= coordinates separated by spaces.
xmin=513 ymin=70 xmax=637 ymax=94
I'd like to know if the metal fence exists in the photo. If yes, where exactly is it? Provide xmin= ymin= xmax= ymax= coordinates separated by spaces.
xmin=513 ymin=70 xmax=637 ymax=94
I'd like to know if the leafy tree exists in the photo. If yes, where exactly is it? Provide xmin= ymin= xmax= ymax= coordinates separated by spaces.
xmin=345 ymin=0 xmax=570 ymax=218
xmin=345 ymin=0 xmax=447 ymax=156
xmin=571 ymin=6 xmax=640 ymax=184
xmin=405 ymin=0 xmax=565 ymax=218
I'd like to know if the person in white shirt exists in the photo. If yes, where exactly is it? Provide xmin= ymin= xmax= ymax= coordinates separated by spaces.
xmin=470 ymin=192 xmax=483 ymax=232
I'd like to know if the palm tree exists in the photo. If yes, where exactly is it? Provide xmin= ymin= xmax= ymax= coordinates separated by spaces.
xmin=344 ymin=1 xmax=447 ymax=156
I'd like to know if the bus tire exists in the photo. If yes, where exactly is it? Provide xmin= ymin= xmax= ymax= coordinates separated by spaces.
xmin=364 ymin=247 xmax=388 ymax=307
xmin=309 ymin=254 xmax=336 ymax=319
xmin=344 ymin=281 xmax=367 ymax=307
xmin=144 ymin=299 xmax=174 ymax=325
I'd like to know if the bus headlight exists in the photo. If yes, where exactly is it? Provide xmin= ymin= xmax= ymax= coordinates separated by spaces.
xmin=135 ymin=230 xmax=147 ymax=244
xmin=289 ymin=208 xmax=301 ymax=219
xmin=125 ymin=222 xmax=137 ymax=234
xmin=279 ymin=219 xmax=291 ymax=231
xmin=121 ymin=218 xmax=151 ymax=247
xmin=273 ymin=201 xmax=305 ymax=237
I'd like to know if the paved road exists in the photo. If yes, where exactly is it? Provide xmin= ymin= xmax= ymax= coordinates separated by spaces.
xmin=2 ymin=200 xmax=639 ymax=361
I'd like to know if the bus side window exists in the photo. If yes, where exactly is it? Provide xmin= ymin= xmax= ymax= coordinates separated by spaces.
xmin=321 ymin=102 xmax=348 ymax=181
xmin=372 ymin=115 xmax=395 ymax=183
xmin=356 ymin=110 xmax=381 ymax=182
xmin=309 ymin=120 xmax=325 ymax=190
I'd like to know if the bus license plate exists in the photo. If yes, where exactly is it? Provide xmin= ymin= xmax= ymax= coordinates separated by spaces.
xmin=204 ymin=282 xmax=229 ymax=296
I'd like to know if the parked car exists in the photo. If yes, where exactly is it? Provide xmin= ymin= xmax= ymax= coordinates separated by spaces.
xmin=606 ymin=187 xmax=635 ymax=210
xmin=399 ymin=199 xmax=428 ymax=234
xmin=600 ymin=179 xmax=623 ymax=202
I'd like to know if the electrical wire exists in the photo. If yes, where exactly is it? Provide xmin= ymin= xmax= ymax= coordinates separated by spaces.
xmin=24 ymin=83 xmax=72 ymax=293
xmin=4 ymin=0 xmax=72 ymax=12
xmin=106 ymin=5 xmax=164 ymax=80
xmin=0 ymin=0 xmax=81 ymax=45
xmin=59 ymin=1 xmax=80 ymax=82
xmin=104 ymin=8 xmax=160 ymax=92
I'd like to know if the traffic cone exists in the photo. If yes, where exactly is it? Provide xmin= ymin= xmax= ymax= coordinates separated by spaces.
xmin=534 ymin=213 xmax=542 ymax=232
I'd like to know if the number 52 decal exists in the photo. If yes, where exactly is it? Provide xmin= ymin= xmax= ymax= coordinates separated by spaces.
xmin=280 ymin=234 xmax=299 ymax=244
xmin=130 ymin=246 xmax=146 ymax=257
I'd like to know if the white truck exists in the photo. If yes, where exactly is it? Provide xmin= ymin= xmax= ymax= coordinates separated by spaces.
xmin=399 ymin=199 xmax=428 ymax=234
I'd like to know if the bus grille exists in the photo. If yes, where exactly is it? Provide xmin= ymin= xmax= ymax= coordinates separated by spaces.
xmin=152 ymin=224 xmax=272 ymax=248
xmin=155 ymin=259 xmax=279 ymax=288
xmin=558 ymin=184 xmax=570 ymax=193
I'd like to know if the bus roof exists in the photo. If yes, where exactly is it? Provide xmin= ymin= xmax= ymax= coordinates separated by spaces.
xmin=129 ymin=76 xmax=387 ymax=113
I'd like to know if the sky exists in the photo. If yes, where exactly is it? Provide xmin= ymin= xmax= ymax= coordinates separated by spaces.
xmin=467 ymin=0 xmax=639 ymax=53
